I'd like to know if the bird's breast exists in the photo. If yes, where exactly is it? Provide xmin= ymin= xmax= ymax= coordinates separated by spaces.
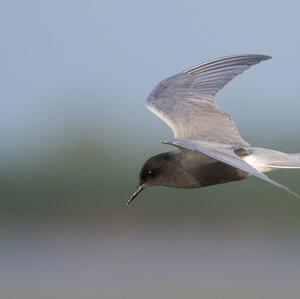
xmin=189 ymin=161 xmax=248 ymax=187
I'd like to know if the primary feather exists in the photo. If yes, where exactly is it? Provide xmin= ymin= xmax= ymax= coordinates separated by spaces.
xmin=147 ymin=54 xmax=271 ymax=146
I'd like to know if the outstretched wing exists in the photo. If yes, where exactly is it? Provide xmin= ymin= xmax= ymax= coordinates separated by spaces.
xmin=147 ymin=54 xmax=271 ymax=146
xmin=163 ymin=139 xmax=299 ymax=198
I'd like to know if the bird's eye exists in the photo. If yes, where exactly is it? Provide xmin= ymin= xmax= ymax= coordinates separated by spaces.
xmin=148 ymin=170 xmax=153 ymax=176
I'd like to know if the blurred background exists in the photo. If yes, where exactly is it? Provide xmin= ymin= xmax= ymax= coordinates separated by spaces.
xmin=1 ymin=0 xmax=300 ymax=298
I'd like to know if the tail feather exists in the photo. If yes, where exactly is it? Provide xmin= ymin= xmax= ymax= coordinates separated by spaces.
xmin=265 ymin=153 xmax=300 ymax=169
xmin=266 ymin=160 xmax=300 ymax=169
xmin=241 ymin=148 xmax=300 ymax=172
xmin=239 ymin=147 xmax=299 ymax=198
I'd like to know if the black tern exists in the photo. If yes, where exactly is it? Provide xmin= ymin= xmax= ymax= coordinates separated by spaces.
xmin=128 ymin=54 xmax=300 ymax=205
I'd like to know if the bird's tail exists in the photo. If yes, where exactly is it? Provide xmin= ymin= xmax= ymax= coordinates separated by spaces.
xmin=241 ymin=147 xmax=300 ymax=173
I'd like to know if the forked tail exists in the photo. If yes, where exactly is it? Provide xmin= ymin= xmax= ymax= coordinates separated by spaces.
xmin=241 ymin=147 xmax=300 ymax=173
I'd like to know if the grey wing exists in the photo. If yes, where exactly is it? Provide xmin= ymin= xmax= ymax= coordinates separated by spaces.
xmin=147 ymin=54 xmax=271 ymax=146
xmin=163 ymin=139 xmax=299 ymax=198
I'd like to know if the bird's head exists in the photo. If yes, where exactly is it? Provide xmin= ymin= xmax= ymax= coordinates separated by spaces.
xmin=127 ymin=153 xmax=173 ymax=205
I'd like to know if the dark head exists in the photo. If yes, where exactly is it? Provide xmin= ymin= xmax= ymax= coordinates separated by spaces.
xmin=127 ymin=152 xmax=179 ymax=205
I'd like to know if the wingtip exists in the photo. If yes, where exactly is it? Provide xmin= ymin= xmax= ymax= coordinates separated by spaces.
xmin=238 ymin=54 xmax=272 ymax=62
xmin=239 ymin=54 xmax=272 ymax=60
xmin=259 ymin=54 xmax=272 ymax=61
xmin=280 ymin=184 xmax=300 ymax=199
xmin=231 ymin=54 xmax=273 ymax=63
xmin=289 ymin=189 xmax=300 ymax=199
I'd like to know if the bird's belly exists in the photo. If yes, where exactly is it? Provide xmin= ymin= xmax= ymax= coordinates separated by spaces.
xmin=190 ymin=161 xmax=248 ymax=188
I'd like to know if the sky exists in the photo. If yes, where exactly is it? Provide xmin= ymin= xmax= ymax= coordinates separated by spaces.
xmin=1 ymin=0 xmax=300 ymax=162
xmin=1 ymin=2 xmax=300 ymax=298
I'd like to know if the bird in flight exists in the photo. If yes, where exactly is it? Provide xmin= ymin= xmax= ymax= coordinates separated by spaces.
xmin=128 ymin=54 xmax=300 ymax=205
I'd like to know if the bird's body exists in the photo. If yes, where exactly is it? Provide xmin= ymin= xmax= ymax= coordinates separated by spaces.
xmin=180 ymin=151 xmax=248 ymax=188
xmin=145 ymin=151 xmax=248 ymax=189
xmin=128 ymin=54 xmax=300 ymax=204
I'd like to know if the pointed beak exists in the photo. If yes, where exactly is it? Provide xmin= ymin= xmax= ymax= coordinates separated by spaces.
xmin=127 ymin=184 xmax=145 ymax=205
